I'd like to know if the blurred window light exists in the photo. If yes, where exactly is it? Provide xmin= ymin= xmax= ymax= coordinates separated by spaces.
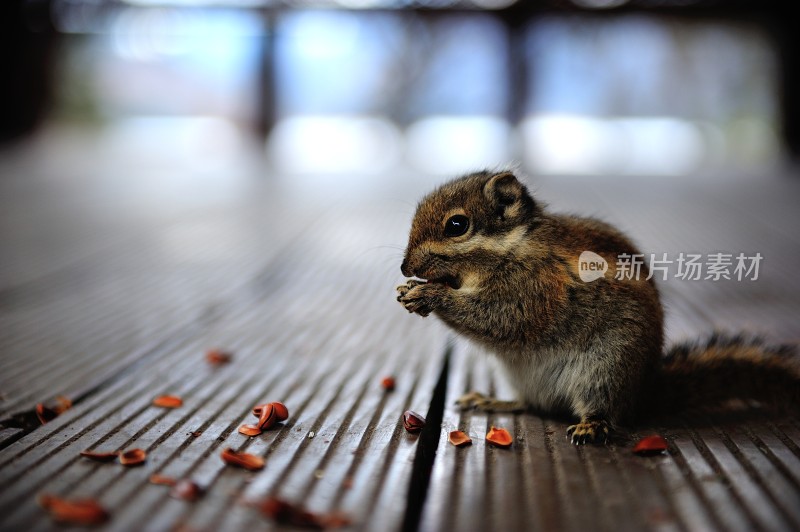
xmin=406 ymin=115 xmax=513 ymax=175
xmin=122 ymin=0 xmax=269 ymax=6
xmin=469 ymin=0 xmax=518 ymax=9
xmin=276 ymin=11 xmax=405 ymax=116
xmin=267 ymin=115 xmax=402 ymax=174
xmin=570 ymin=0 xmax=628 ymax=9
xmin=276 ymin=11 xmax=509 ymax=119
xmin=407 ymin=14 xmax=509 ymax=118
xmin=103 ymin=116 xmax=246 ymax=171
xmin=60 ymin=7 xmax=263 ymax=121
xmin=524 ymin=15 xmax=781 ymax=172
xmin=333 ymin=0 xmax=409 ymax=8
xmin=526 ymin=16 xmax=778 ymax=119
xmin=521 ymin=115 xmax=708 ymax=176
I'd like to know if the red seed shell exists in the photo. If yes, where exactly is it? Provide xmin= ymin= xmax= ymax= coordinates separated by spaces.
xmin=633 ymin=435 xmax=669 ymax=456
xmin=220 ymin=447 xmax=264 ymax=471
xmin=271 ymin=402 xmax=289 ymax=422
xmin=153 ymin=395 xmax=183 ymax=408
xmin=486 ymin=426 xmax=513 ymax=448
xmin=402 ymin=411 xmax=426 ymax=433
xmin=238 ymin=424 xmax=263 ymax=437
xmin=254 ymin=403 xmax=277 ymax=430
xmin=149 ymin=474 xmax=177 ymax=486
xmin=169 ymin=479 xmax=204 ymax=501
xmin=118 ymin=448 xmax=147 ymax=466
xmin=381 ymin=377 xmax=396 ymax=391
xmin=448 ymin=430 xmax=472 ymax=447
xmin=38 ymin=494 xmax=109 ymax=525
xmin=79 ymin=450 xmax=120 ymax=462
xmin=205 ymin=349 xmax=232 ymax=365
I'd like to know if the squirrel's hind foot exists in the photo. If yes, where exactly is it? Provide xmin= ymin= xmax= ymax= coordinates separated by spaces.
xmin=567 ymin=418 xmax=610 ymax=445
xmin=456 ymin=391 xmax=526 ymax=413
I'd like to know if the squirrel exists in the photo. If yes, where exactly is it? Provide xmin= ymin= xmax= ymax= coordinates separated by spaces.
xmin=396 ymin=170 xmax=799 ymax=445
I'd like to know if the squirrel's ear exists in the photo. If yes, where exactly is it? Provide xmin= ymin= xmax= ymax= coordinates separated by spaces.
xmin=483 ymin=172 xmax=525 ymax=209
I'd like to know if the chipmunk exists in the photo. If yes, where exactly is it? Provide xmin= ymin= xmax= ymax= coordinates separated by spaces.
xmin=396 ymin=170 xmax=799 ymax=444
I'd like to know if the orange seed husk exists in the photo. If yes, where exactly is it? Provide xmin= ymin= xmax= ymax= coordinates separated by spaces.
xmin=169 ymin=479 xmax=204 ymax=501
xmin=381 ymin=377 xmax=396 ymax=391
xmin=486 ymin=426 xmax=513 ymax=448
xmin=54 ymin=396 xmax=73 ymax=414
xmin=38 ymin=494 xmax=109 ymax=525
xmin=79 ymin=450 xmax=120 ymax=462
xmin=206 ymin=349 xmax=232 ymax=365
xmin=448 ymin=430 xmax=472 ymax=447
xmin=271 ymin=402 xmax=289 ymax=422
xmin=238 ymin=424 xmax=263 ymax=437
xmin=35 ymin=396 xmax=74 ymax=425
xmin=35 ymin=404 xmax=57 ymax=425
xmin=118 ymin=448 xmax=147 ymax=466
xmin=252 ymin=403 xmax=278 ymax=430
xmin=149 ymin=474 xmax=177 ymax=486
xmin=153 ymin=395 xmax=183 ymax=408
xmin=220 ymin=447 xmax=264 ymax=471
xmin=258 ymin=496 xmax=352 ymax=529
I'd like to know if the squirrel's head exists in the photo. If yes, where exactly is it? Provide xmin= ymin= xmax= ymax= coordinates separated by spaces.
xmin=401 ymin=170 xmax=541 ymax=287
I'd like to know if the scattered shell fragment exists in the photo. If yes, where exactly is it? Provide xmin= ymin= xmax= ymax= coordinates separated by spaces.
xmin=381 ymin=377 xmax=396 ymax=391
xmin=253 ymin=403 xmax=277 ymax=430
xmin=220 ymin=447 xmax=264 ymax=471
xmin=38 ymin=494 xmax=109 ymax=525
xmin=402 ymin=411 xmax=426 ymax=433
xmin=633 ymin=435 xmax=669 ymax=456
xmin=153 ymin=395 xmax=183 ymax=408
xmin=35 ymin=404 xmax=57 ymax=425
xmin=486 ymin=426 xmax=513 ymax=448
xmin=35 ymin=396 xmax=72 ymax=425
xmin=206 ymin=349 xmax=232 ymax=365
xmin=238 ymin=424 xmax=263 ymax=437
xmin=251 ymin=401 xmax=288 ymax=429
xmin=118 ymin=448 xmax=147 ymax=466
xmin=53 ymin=396 xmax=72 ymax=413
xmin=258 ymin=496 xmax=352 ymax=529
xmin=448 ymin=430 xmax=472 ymax=447
xmin=271 ymin=402 xmax=289 ymax=422
xmin=79 ymin=450 xmax=120 ymax=462
xmin=170 ymin=480 xmax=204 ymax=501
xmin=149 ymin=474 xmax=178 ymax=486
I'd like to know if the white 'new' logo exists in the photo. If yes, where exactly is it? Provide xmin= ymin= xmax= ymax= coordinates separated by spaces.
xmin=578 ymin=251 xmax=608 ymax=282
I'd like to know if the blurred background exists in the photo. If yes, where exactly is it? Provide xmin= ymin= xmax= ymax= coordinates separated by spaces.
xmin=2 ymin=0 xmax=798 ymax=181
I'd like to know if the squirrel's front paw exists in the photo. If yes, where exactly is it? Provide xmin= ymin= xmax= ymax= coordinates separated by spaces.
xmin=566 ymin=419 xmax=610 ymax=445
xmin=396 ymin=279 xmax=425 ymax=299
xmin=396 ymin=281 xmax=439 ymax=317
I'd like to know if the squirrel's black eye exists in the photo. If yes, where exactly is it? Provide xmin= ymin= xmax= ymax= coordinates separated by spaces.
xmin=444 ymin=215 xmax=470 ymax=237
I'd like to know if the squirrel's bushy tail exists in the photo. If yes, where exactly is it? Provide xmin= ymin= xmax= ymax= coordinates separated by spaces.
xmin=657 ymin=333 xmax=800 ymax=414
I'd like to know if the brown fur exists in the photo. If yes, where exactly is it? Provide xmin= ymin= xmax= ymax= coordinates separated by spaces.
xmin=397 ymin=171 xmax=798 ymax=444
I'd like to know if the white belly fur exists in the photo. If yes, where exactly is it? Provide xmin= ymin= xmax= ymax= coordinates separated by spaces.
xmin=492 ymin=347 xmax=591 ymax=415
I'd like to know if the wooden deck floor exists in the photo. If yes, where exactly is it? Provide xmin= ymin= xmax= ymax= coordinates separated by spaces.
xmin=1 ymin=126 xmax=799 ymax=531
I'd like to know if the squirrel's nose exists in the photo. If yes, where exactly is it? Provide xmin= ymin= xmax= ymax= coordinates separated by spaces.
xmin=401 ymin=258 xmax=411 ymax=277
